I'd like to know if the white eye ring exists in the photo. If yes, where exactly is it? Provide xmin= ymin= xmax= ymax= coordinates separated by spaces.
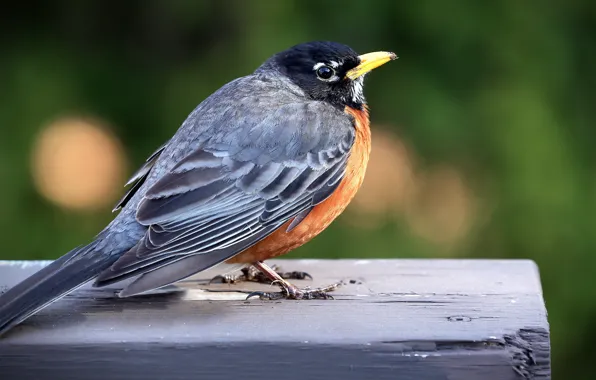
xmin=313 ymin=62 xmax=339 ymax=82
xmin=328 ymin=60 xmax=340 ymax=68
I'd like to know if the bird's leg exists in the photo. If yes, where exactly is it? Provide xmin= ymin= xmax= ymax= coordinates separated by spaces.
xmin=246 ymin=261 xmax=341 ymax=300
xmin=209 ymin=264 xmax=312 ymax=285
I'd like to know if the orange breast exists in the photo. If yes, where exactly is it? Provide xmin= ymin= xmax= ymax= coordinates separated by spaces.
xmin=227 ymin=106 xmax=371 ymax=264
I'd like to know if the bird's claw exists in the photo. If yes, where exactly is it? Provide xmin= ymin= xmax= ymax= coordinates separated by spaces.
xmin=208 ymin=274 xmax=237 ymax=285
xmin=279 ymin=270 xmax=313 ymax=281
xmin=208 ymin=266 xmax=260 ymax=284
xmin=210 ymin=265 xmax=313 ymax=285
xmin=245 ymin=282 xmax=341 ymax=301
xmin=246 ymin=291 xmax=287 ymax=301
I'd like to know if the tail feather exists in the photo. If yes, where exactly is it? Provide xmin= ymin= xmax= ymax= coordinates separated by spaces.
xmin=0 ymin=241 xmax=119 ymax=337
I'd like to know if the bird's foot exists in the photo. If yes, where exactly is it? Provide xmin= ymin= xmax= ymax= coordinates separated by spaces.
xmin=208 ymin=266 xmax=261 ymax=284
xmin=246 ymin=282 xmax=341 ymax=300
xmin=269 ymin=264 xmax=313 ymax=281
xmin=209 ymin=264 xmax=312 ymax=285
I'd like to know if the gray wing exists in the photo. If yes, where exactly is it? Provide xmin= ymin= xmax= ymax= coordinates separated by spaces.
xmin=96 ymin=100 xmax=355 ymax=296
xmin=112 ymin=141 xmax=169 ymax=212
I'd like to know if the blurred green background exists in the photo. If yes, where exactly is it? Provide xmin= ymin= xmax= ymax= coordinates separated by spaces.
xmin=1 ymin=0 xmax=594 ymax=377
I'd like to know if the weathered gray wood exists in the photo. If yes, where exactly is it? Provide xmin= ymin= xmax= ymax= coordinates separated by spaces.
xmin=0 ymin=259 xmax=550 ymax=379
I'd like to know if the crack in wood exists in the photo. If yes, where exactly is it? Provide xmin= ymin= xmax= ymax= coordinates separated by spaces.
xmin=505 ymin=328 xmax=550 ymax=379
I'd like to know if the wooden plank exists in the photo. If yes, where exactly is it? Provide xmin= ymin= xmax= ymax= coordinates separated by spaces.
xmin=0 ymin=259 xmax=550 ymax=379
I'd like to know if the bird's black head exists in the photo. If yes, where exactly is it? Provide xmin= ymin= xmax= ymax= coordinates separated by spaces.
xmin=257 ymin=41 xmax=396 ymax=110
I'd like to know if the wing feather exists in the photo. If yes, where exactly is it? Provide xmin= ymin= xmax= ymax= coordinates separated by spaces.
xmin=112 ymin=142 xmax=168 ymax=211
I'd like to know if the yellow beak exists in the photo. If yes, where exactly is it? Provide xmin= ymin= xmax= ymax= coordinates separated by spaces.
xmin=345 ymin=51 xmax=397 ymax=80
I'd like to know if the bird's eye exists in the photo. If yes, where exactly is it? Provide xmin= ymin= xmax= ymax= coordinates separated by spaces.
xmin=316 ymin=65 xmax=335 ymax=80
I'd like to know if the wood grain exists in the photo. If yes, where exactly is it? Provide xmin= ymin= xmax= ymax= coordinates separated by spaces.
xmin=0 ymin=259 xmax=550 ymax=379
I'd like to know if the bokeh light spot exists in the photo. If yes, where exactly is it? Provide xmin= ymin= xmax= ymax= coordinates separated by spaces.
xmin=31 ymin=116 xmax=127 ymax=211
xmin=348 ymin=127 xmax=416 ymax=227
xmin=405 ymin=166 xmax=476 ymax=248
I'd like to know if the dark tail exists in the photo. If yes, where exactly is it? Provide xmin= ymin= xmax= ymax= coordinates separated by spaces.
xmin=0 ymin=240 xmax=119 ymax=336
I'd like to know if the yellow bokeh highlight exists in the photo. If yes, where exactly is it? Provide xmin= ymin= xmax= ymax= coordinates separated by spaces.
xmin=348 ymin=126 xmax=477 ymax=248
xmin=350 ymin=128 xmax=416 ymax=219
xmin=31 ymin=116 xmax=126 ymax=211
xmin=405 ymin=166 xmax=476 ymax=248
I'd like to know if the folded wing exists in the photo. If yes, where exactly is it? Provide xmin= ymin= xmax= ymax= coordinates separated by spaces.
xmin=95 ymin=99 xmax=355 ymax=296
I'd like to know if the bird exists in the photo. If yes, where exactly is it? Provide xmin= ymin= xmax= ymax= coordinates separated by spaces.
xmin=0 ymin=41 xmax=396 ymax=336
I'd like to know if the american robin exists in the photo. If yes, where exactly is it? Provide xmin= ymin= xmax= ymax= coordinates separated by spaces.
xmin=0 ymin=41 xmax=396 ymax=335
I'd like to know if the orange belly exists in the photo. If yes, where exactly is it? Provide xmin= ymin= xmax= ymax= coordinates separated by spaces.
xmin=227 ymin=107 xmax=371 ymax=264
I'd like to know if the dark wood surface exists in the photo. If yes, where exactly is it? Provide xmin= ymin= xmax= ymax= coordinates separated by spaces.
xmin=0 ymin=259 xmax=550 ymax=379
